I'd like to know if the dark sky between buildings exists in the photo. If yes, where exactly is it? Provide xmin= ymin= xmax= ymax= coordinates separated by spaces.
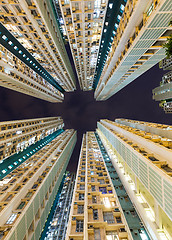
xmin=0 ymin=63 xmax=172 ymax=171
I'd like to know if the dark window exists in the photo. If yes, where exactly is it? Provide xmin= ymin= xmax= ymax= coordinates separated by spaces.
xmin=80 ymin=177 xmax=85 ymax=182
xmin=92 ymin=195 xmax=97 ymax=203
xmin=76 ymin=220 xmax=84 ymax=232
xmin=99 ymin=187 xmax=107 ymax=194
xmin=80 ymin=184 xmax=85 ymax=190
xmin=78 ymin=205 xmax=84 ymax=214
xmin=93 ymin=209 xmax=99 ymax=220
xmin=79 ymin=193 xmax=84 ymax=200
xmin=103 ymin=212 xmax=115 ymax=224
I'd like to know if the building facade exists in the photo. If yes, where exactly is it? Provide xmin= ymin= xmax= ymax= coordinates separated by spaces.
xmin=0 ymin=0 xmax=76 ymax=102
xmin=0 ymin=117 xmax=77 ymax=240
xmin=66 ymin=131 xmax=150 ymax=240
xmin=97 ymin=119 xmax=172 ymax=239
xmin=0 ymin=0 xmax=171 ymax=100
xmin=94 ymin=0 xmax=172 ymax=101
xmin=58 ymin=0 xmax=108 ymax=91
xmin=42 ymin=172 xmax=76 ymax=240
xmin=153 ymin=56 xmax=172 ymax=113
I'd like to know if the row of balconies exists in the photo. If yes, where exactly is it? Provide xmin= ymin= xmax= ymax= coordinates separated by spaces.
xmin=0 ymin=3 xmax=71 ymax=90
xmin=0 ymin=50 xmax=60 ymax=95
xmin=0 ymin=132 xmax=68 ymax=207
xmin=116 ymin=121 xmax=172 ymax=150
xmin=0 ymin=160 xmax=64 ymax=240
xmin=97 ymin=0 xmax=162 ymax=91
xmin=105 ymin=124 xmax=172 ymax=177
xmin=108 ymin=120 xmax=172 ymax=150
xmin=115 ymin=118 xmax=172 ymax=130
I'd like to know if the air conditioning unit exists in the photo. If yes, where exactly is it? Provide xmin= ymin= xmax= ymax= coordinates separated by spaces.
xmin=72 ymin=217 xmax=76 ymax=221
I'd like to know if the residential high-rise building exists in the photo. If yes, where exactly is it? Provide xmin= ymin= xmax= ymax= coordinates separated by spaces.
xmin=0 ymin=116 xmax=63 ymax=160
xmin=41 ymin=172 xmax=75 ymax=240
xmin=0 ymin=0 xmax=171 ymax=100
xmin=66 ymin=132 xmax=150 ymax=240
xmin=153 ymin=56 xmax=172 ymax=113
xmin=0 ymin=0 xmax=76 ymax=102
xmin=97 ymin=118 xmax=172 ymax=239
xmin=58 ymin=0 xmax=109 ymax=91
xmin=94 ymin=0 xmax=172 ymax=101
xmin=0 ymin=117 xmax=76 ymax=240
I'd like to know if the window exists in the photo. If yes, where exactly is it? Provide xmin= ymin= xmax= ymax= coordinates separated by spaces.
xmin=81 ymin=171 xmax=85 ymax=175
xmin=116 ymin=217 xmax=122 ymax=223
xmin=80 ymin=184 xmax=85 ymax=190
xmin=99 ymin=187 xmax=107 ymax=194
xmin=93 ymin=209 xmax=99 ymax=220
xmin=91 ymin=171 xmax=94 ymax=175
xmin=106 ymin=231 xmax=118 ymax=240
xmin=92 ymin=195 xmax=97 ymax=203
xmin=88 ymin=2 xmax=92 ymax=10
xmin=98 ymin=179 xmax=105 ymax=184
xmin=80 ymin=177 xmax=85 ymax=182
xmin=78 ymin=205 xmax=84 ymax=214
xmin=66 ymin=8 xmax=71 ymax=15
xmin=94 ymin=228 xmax=101 ymax=240
xmin=103 ymin=212 xmax=115 ymax=224
xmin=75 ymin=2 xmax=79 ymax=10
xmin=92 ymin=185 xmax=96 ymax=191
xmin=98 ymin=172 xmax=103 ymax=177
xmin=79 ymin=193 xmax=84 ymax=200
xmin=76 ymin=220 xmax=84 ymax=232
xmin=91 ymin=177 xmax=95 ymax=182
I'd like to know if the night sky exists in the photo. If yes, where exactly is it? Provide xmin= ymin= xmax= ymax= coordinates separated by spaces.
xmin=0 ymin=63 xmax=172 ymax=171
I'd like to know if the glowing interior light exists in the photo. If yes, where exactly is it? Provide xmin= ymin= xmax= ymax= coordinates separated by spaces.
xmin=130 ymin=183 xmax=136 ymax=190
xmin=6 ymin=213 xmax=17 ymax=224
xmin=118 ymin=163 xmax=123 ymax=168
xmin=103 ymin=197 xmax=111 ymax=208
xmin=136 ymin=194 xmax=145 ymax=203
xmin=125 ymin=175 xmax=131 ymax=181
xmin=16 ymin=130 xmax=22 ymax=135
xmin=120 ymin=4 xmax=125 ymax=11
xmin=145 ymin=209 xmax=155 ymax=222
xmin=109 ymin=3 xmax=113 ymax=9
xmin=140 ymin=230 xmax=149 ymax=240
xmin=158 ymin=231 xmax=169 ymax=240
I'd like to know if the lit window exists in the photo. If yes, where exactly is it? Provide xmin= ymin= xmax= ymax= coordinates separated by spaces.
xmin=6 ymin=213 xmax=17 ymax=224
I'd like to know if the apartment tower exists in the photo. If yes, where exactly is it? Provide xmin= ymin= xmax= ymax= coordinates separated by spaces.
xmin=42 ymin=172 xmax=76 ymax=240
xmin=94 ymin=0 xmax=172 ymax=101
xmin=153 ymin=56 xmax=172 ymax=113
xmin=66 ymin=131 xmax=150 ymax=240
xmin=0 ymin=0 xmax=76 ymax=102
xmin=97 ymin=118 xmax=172 ymax=239
xmin=0 ymin=117 xmax=76 ymax=240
